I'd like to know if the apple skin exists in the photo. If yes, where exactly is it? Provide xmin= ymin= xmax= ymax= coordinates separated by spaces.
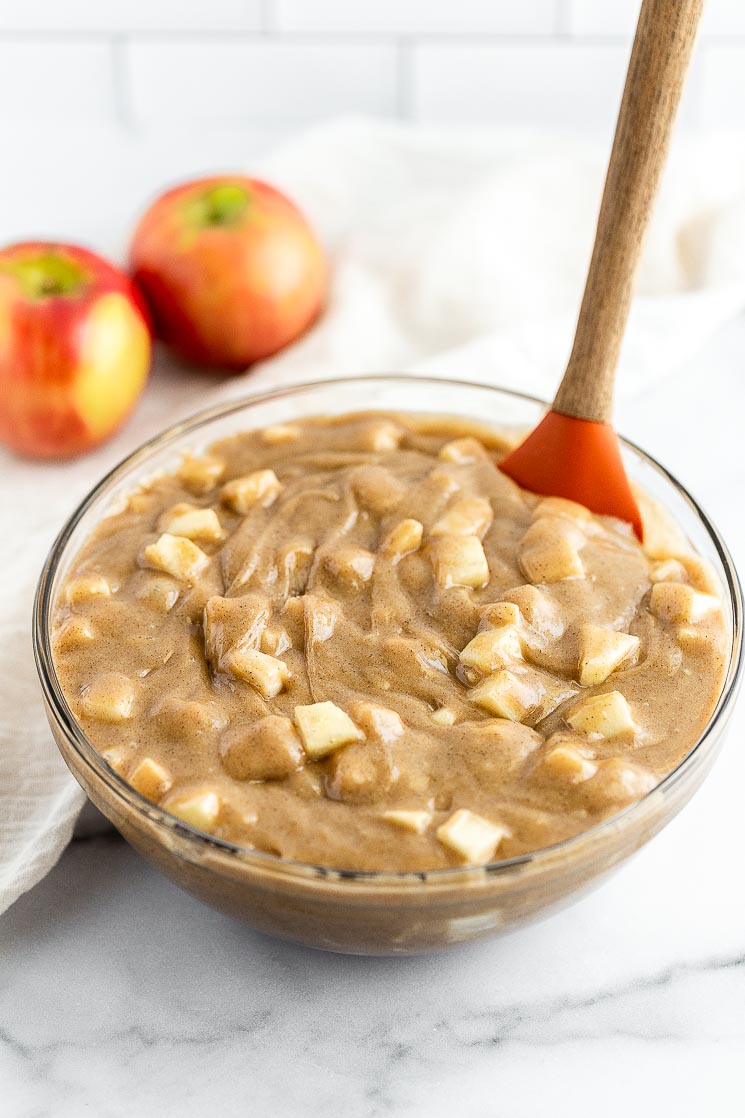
xmin=128 ymin=176 xmax=328 ymax=369
xmin=0 ymin=242 xmax=152 ymax=459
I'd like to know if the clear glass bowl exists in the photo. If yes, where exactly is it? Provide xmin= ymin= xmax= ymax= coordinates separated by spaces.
xmin=33 ymin=376 xmax=743 ymax=954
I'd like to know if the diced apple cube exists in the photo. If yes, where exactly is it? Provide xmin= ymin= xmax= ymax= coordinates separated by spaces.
xmin=438 ymin=437 xmax=486 ymax=464
xmin=261 ymin=423 xmax=299 ymax=445
xmin=543 ymin=743 xmax=597 ymax=783
xmin=382 ymin=809 xmax=432 ymax=835
xmin=520 ymin=536 xmax=584 ymax=583
xmin=220 ymin=715 xmax=304 ymax=781
xmin=363 ymin=420 xmax=404 ymax=451
xmin=501 ymin=585 xmax=564 ymax=638
xmin=521 ymin=515 xmax=585 ymax=551
xmin=160 ymin=504 xmax=225 ymax=542
xmin=65 ymin=573 xmax=111 ymax=604
xmin=430 ymin=707 xmax=456 ymax=726
xmin=100 ymin=745 xmax=128 ymax=776
xmin=167 ymin=789 xmax=221 ymax=833
xmin=566 ymin=691 xmax=635 ymax=739
xmin=223 ymin=645 xmax=289 ymax=699
xmin=479 ymin=601 xmax=522 ymax=630
xmin=650 ymin=558 xmax=688 ymax=583
xmin=178 ymin=454 xmax=225 ymax=495
xmin=80 ymin=673 xmax=135 ymax=722
xmin=680 ymin=555 xmax=719 ymax=595
xmin=221 ymin=469 xmax=281 ymax=514
xmin=431 ymin=497 xmax=493 ymax=540
xmin=260 ymin=626 xmax=292 ymax=657
xmin=128 ymin=757 xmax=172 ymax=802
xmin=578 ymin=625 xmax=640 ymax=686
xmin=436 ymin=809 xmax=509 ymax=864
xmin=468 ymin=669 xmax=538 ymax=722
xmin=142 ymin=533 xmax=209 ymax=583
xmin=324 ymin=547 xmax=376 ymax=588
xmin=54 ymin=616 xmax=95 ymax=652
xmin=459 ymin=626 xmax=522 ymax=675
xmin=135 ymin=575 xmax=180 ymax=614
xmin=432 ymin=535 xmax=489 ymax=590
xmin=380 ymin=518 xmax=423 ymax=561
xmin=676 ymin=624 xmax=723 ymax=654
xmin=293 ymin=701 xmax=364 ymax=759
xmin=649 ymin=582 xmax=719 ymax=623
xmin=585 ymin=758 xmax=657 ymax=807
xmin=348 ymin=701 xmax=404 ymax=742
xmin=532 ymin=496 xmax=592 ymax=525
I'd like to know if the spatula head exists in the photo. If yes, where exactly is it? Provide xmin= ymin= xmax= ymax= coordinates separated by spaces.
xmin=499 ymin=410 xmax=643 ymax=540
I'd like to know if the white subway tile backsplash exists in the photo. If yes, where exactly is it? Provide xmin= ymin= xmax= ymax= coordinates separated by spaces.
xmin=568 ymin=0 xmax=745 ymax=39
xmin=0 ymin=41 xmax=116 ymax=122
xmin=698 ymin=46 xmax=745 ymax=129
xmin=0 ymin=0 xmax=263 ymax=32
xmin=412 ymin=43 xmax=630 ymax=132
xmin=567 ymin=0 xmax=640 ymax=37
xmin=127 ymin=41 xmax=398 ymax=123
xmin=274 ymin=0 xmax=559 ymax=36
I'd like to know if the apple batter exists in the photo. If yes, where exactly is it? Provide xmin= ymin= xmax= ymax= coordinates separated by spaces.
xmin=52 ymin=411 xmax=728 ymax=871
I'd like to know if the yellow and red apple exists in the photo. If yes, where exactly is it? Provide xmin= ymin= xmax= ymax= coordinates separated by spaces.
xmin=0 ymin=242 xmax=151 ymax=459
xmin=129 ymin=176 xmax=327 ymax=369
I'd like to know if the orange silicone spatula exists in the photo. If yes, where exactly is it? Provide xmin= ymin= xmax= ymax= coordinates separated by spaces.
xmin=500 ymin=0 xmax=704 ymax=541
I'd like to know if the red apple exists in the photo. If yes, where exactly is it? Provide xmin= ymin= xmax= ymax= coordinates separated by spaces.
xmin=128 ymin=175 xmax=327 ymax=369
xmin=0 ymin=242 xmax=151 ymax=459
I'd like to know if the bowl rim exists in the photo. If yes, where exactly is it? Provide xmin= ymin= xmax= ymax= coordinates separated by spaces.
xmin=33 ymin=373 xmax=745 ymax=884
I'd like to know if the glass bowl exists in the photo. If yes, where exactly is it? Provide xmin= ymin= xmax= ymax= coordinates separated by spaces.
xmin=33 ymin=376 xmax=743 ymax=954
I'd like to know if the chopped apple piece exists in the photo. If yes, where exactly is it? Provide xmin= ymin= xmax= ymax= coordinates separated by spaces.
xmin=382 ymin=809 xmax=432 ymax=835
xmin=128 ymin=757 xmax=172 ymax=802
xmin=261 ymin=423 xmax=299 ymax=445
xmin=160 ymin=504 xmax=225 ymax=542
xmin=260 ymin=626 xmax=292 ymax=657
xmin=167 ymin=789 xmax=221 ymax=833
xmin=431 ymin=497 xmax=493 ymax=540
xmin=380 ymin=518 xmax=423 ymax=561
xmin=80 ymin=672 xmax=135 ymax=722
xmin=438 ymin=437 xmax=486 ymax=464
xmin=586 ymin=758 xmax=657 ymax=807
xmin=65 ymin=573 xmax=111 ymax=604
xmin=135 ymin=575 xmax=180 ymax=613
xmin=430 ymin=707 xmax=456 ymax=726
xmin=431 ymin=535 xmax=489 ymax=590
xmin=363 ymin=420 xmax=404 ymax=451
xmin=348 ymin=701 xmax=404 ymax=742
xmin=468 ymin=669 xmax=538 ymax=721
xmin=543 ymin=743 xmax=597 ymax=783
xmin=680 ymin=555 xmax=719 ymax=595
xmin=479 ymin=601 xmax=522 ymax=630
xmin=650 ymin=558 xmax=688 ymax=583
xmin=178 ymin=453 xmax=225 ymax=495
xmin=578 ymin=625 xmax=640 ymax=686
xmin=221 ymin=469 xmax=281 ymax=514
xmin=324 ymin=547 xmax=375 ymax=588
xmin=676 ymin=625 xmax=723 ymax=654
xmin=532 ymin=496 xmax=592 ymax=525
xmin=223 ymin=645 xmax=289 ymax=699
xmin=566 ymin=691 xmax=635 ymax=739
xmin=501 ymin=585 xmax=564 ymax=638
xmin=220 ymin=715 xmax=304 ymax=781
xmin=100 ymin=745 xmax=128 ymax=776
xmin=520 ymin=536 xmax=584 ymax=583
xmin=293 ymin=701 xmax=364 ymax=759
xmin=54 ymin=616 xmax=95 ymax=652
xmin=649 ymin=582 xmax=718 ymax=623
xmin=437 ymin=809 xmax=509 ymax=864
xmin=142 ymin=533 xmax=209 ymax=583
xmin=459 ymin=626 xmax=522 ymax=675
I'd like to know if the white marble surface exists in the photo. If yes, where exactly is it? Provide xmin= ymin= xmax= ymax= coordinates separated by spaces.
xmin=2 ymin=316 xmax=745 ymax=1117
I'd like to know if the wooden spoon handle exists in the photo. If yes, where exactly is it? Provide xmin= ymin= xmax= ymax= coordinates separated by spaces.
xmin=554 ymin=0 xmax=703 ymax=424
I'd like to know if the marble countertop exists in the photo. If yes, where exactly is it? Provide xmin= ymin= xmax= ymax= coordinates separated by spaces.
xmin=2 ymin=316 xmax=744 ymax=1118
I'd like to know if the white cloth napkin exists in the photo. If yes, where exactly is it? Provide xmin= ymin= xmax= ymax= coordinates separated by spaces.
xmin=2 ymin=117 xmax=745 ymax=915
